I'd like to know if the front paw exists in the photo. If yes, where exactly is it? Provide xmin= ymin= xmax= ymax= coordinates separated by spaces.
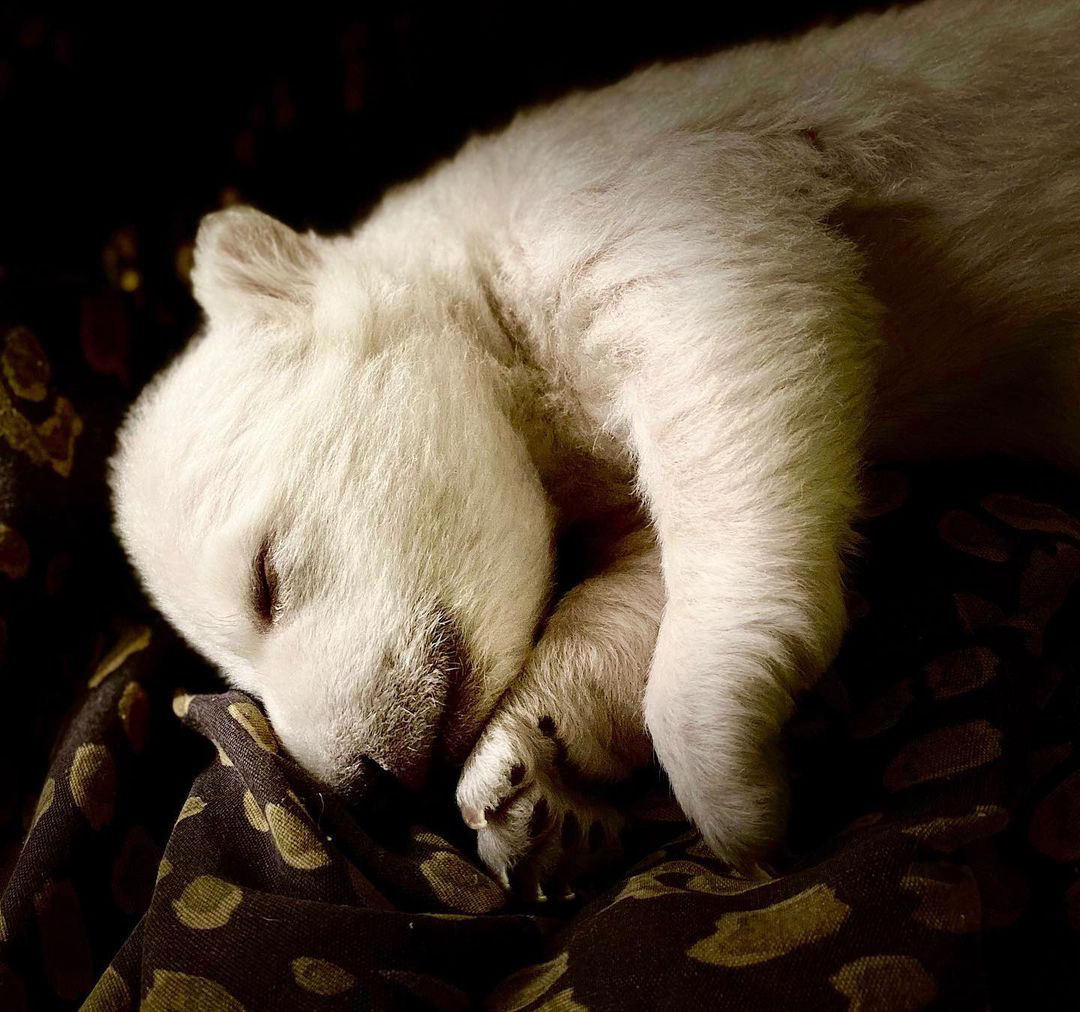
xmin=656 ymin=725 xmax=789 ymax=871
xmin=456 ymin=708 xmax=624 ymax=900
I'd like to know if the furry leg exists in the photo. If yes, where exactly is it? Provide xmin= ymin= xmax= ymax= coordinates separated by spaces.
xmin=613 ymin=260 xmax=877 ymax=866
xmin=456 ymin=526 xmax=663 ymax=892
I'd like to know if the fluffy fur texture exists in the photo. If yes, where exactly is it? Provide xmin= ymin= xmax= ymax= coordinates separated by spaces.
xmin=111 ymin=0 xmax=1080 ymax=892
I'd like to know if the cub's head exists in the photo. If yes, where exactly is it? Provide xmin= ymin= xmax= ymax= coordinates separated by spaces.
xmin=110 ymin=206 xmax=553 ymax=791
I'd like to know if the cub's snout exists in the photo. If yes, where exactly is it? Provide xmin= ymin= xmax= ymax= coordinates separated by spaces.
xmin=266 ymin=608 xmax=488 ymax=794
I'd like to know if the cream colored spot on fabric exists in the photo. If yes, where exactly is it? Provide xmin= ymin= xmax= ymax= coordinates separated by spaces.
xmin=0 ymin=380 xmax=83 ymax=476
xmin=69 ymin=744 xmax=115 ymax=830
xmin=419 ymin=850 xmax=506 ymax=913
xmin=0 ymin=911 xmax=6 ymax=942
xmin=0 ymin=523 xmax=30 ymax=579
xmin=215 ymin=741 xmax=234 ymax=767
xmin=938 ymin=510 xmax=1011 ymax=561
xmin=228 ymin=701 xmax=280 ymax=752
xmin=689 ymin=883 xmax=851 ymax=967
xmin=540 ymin=988 xmax=588 ymax=1011
xmin=901 ymin=805 xmax=1009 ymax=852
xmin=849 ymin=678 xmax=913 ymax=739
xmin=380 ymin=970 xmax=471 ymax=1010
xmin=410 ymin=826 xmax=455 ymax=848
xmin=117 ymin=681 xmax=150 ymax=751
xmin=1008 ymin=543 xmax=1080 ymax=656
xmin=830 ymin=955 xmax=936 ymax=1011
xmin=883 ymin=720 xmax=1002 ymax=792
xmin=29 ymin=778 xmax=55 ymax=835
xmin=685 ymin=873 xmax=766 ymax=896
xmin=291 ymin=957 xmax=356 ymax=996
xmin=982 ymin=493 xmax=1080 ymax=541
xmin=488 ymin=951 xmax=569 ymax=1012
xmin=265 ymin=803 xmax=330 ymax=869
xmin=156 ymin=858 xmax=173 ymax=885
xmin=612 ymin=857 xmax=760 ymax=896
xmin=1029 ymin=771 xmax=1080 ymax=861
xmin=900 ymin=863 xmax=981 ymax=933
xmin=171 ymin=691 xmax=192 ymax=718
xmin=607 ymin=871 xmax=682 ymax=906
xmin=242 ymin=791 xmax=269 ymax=832
xmin=38 ymin=396 xmax=84 ymax=476
xmin=924 ymin=647 xmax=998 ymax=700
xmin=2 ymin=326 xmax=49 ymax=401
xmin=81 ymin=965 xmax=130 ymax=1012
xmin=952 ymin=593 xmax=1005 ymax=635
xmin=604 ymin=859 xmax=730 ymax=907
xmin=142 ymin=969 xmax=245 ymax=1011
xmin=173 ymin=875 xmax=243 ymax=930
xmin=175 ymin=796 xmax=207 ymax=824
xmin=650 ymin=859 xmax=725 ymax=878
xmin=88 ymin=625 xmax=151 ymax=687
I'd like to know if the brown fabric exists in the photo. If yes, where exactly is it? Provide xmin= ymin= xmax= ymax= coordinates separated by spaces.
xmin=1 ymin=455 xmax=1078 ymax=1009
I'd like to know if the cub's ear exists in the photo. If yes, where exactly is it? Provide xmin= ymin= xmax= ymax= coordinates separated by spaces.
xmin=190 ymin=206 xmax=321 ymax=324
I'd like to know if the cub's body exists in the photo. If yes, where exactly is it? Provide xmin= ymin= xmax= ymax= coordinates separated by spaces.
xmin=111 ymin=0 xmax=1080 ymax=889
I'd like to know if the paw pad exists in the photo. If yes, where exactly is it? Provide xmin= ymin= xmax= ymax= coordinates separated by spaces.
xmin=528 ymin=798 xmax=550 ymax=838
xmin=457 ymin=703 xmax=626 ymax=896
xmin=560 ymin=812 xmax=581 ymax=848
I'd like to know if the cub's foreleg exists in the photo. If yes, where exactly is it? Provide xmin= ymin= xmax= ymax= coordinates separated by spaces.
xmin=611 ymin=231 xmax=877 ymax=866
xmin=457 ymin=526 xmax=662 ymax=897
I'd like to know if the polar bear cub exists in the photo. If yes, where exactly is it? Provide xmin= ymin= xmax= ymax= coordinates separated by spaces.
xmin=110 ymin=0 xmax=1080 ymax=894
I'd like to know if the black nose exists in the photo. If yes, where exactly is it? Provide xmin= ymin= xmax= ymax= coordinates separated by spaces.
xmin=349 ymin=606 xmax=480 ymax=792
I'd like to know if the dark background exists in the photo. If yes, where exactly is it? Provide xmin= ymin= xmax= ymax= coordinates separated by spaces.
xmin=0 ymin=2 xmax=898 ymax=874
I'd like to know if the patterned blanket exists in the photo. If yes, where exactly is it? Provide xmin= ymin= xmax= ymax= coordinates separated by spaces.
xmin=1 ymin=8 xmax=1078 ymax=1008
xmin=2 ymin=357 xmax=1078 ymax=1008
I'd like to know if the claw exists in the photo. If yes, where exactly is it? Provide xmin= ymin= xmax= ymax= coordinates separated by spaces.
xmin=518 ymin=867 xmax=548 ymax=904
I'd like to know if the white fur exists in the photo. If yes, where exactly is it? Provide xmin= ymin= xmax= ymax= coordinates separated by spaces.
xmin=111 ymin=0 xmax=1080 ymax=877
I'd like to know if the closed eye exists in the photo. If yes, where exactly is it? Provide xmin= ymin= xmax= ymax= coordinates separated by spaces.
xmin=252 ymin=539 xmax=279 ymax=627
